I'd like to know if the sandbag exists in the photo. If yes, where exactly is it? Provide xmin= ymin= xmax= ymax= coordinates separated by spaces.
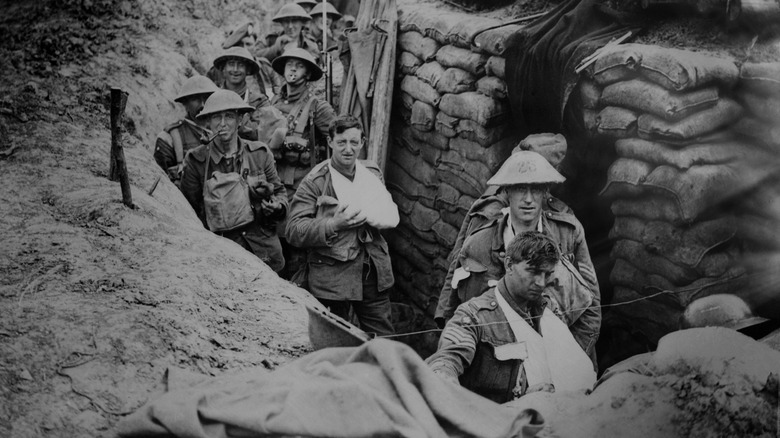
xmin=389 ymin=187 xmax=415 ymax=215
xmin=432 ymin=220 xmax=459 ymax=248
xmin=609 ymin=216 xmax=737 ymax=268
xmin=600 ymin=158 xmax=654 ymax=198
xmin=610 ymin=196 xmax=684 ymax=226
xmin=386 ymin=160 xmax=438 ymax=208
xmin=636 ymin=46 xmax=739 ymax=91
xmin=411 ymin=100 xmax=436 ymax=132
xmin=388 ymin=141 xmax=438 ymax=187
xmin=437 ymin=68 xmax=477 ymax=94
xmin=738 ymin=90 xmax=780 ymax=123
xmin=397 ymin=91 xmax=415 ymax=111
xmin=610 ymin=258 xmax=675 ymax=293
xmin=614 ymin=137 xmax=763 ymax=170
xmin=610 ymin=287 xmax=681 ymax=344
xmin=739 ymin=62 xmax=780 ymax=96
xmin=437 ymin=150 xmax=491 ymax=198
xmin=485 ymin=56 xmax=506 ymax=79
xmin=439 ymin=92 xmax=509 ymax=127
xmin=408 ymin=201 xmax=441 ymax=232
xmin=596 ymin=106 xmax=638 ymax=138
xmin=415 ymin=61 xmax=446 ymax=88
xmin=472 ymin=24 xmax=523 ymax=56
xmin=449 ymin=136 xmax=511 ymax=171
xmin=400 ymin=75 xmax=442 ymax=107
xmin=637 ymin=98 xmax=743 ymax=141
xmin=441 ymin=148 xmax=493 ymax=187
xmin=399 ymin=51 xmax=422 ymax=75
xmin=435 ymin=111 xmax=459 ymax=138
xmin=516 ymin=133 xmax=568 ymax=170
xmin=435 ymin=45 xmax=489 ymax=76
xmin=739 ymin=177 xmax=780 ymax=220
xmin=458 ymin=194 xmax=476 ymax=214
xmin=398 ymin=5 xmax=502 ymax=48
xmin=582 ymin=108 xmax=598 ymax=135
xmin=643 ymin=160 xmax=777 ymax=223
xmin=399 ymin=134 xmax=443 ymax=167
xmin=588 ymin=43 xmax=642 ymax=86
xmin=398 ymin=31 xmax=440 ymax=62
xmin=601 ymin=79 xmax=719 ymax=122
xmin=611 ymin=239 xmax=699 ymax=285
xmin=731 ymin=117 xmax=780 ymax=152
xmin=407 ymin=124 xmax=450 ymax=150
xmin=441 ymin=208 xmax=466 ymax=230
xmin=476 ymin=75 xmax=508 ymax=100
xmin=456 ymin=119 xmax=510 ymax=147
xmin=435 ymin=182 xmax=461 ymax=212
xmin=738 ymin=214 xmax=780 ymax=250
xmin=385 ymin=231 xmax=434 ymax=270
xmin=578 ymin=79 xmax=602 ymax=109
xmin=610 ymin=195 xmax=687 ymax=225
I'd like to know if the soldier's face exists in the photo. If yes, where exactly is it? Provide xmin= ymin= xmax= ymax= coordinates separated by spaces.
xmin=503 ymin=259 xmax=554 ymax=304
xmin=208 ymin=111 xmax=239 ymax=143
xmin=506 ymin=185 xmax=546 ymax=227
xmin=280 ymin=19 xmax=305 ymax=38
xmin=284 ymin=59 xmax=310 ymax=84
xmin=328 ymin=127 xmax=363 ymax=170
xmin=182 ymin=95 xmax=207 ymax=119
xmin=240 ymin=35 xmax=256 ymax=49
xmin=224 ymin=59 xmax=248 ymax=86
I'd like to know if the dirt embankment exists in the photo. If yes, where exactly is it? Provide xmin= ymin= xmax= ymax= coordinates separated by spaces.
xmin=0 ymin=1 xmax=317 ymax=436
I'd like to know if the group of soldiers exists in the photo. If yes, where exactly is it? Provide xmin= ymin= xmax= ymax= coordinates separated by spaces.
xmin=154 ymin=1 xmax=399 ymax=338
xmin=152 ymin=0 xmax=603 ymax=406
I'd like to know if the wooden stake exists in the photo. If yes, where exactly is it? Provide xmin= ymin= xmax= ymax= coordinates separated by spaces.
xmin=108 ymin=87 xmax=133 ymax=209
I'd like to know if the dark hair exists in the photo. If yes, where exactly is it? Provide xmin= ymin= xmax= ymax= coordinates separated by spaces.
xmin=328 ymin=114 xmax=364 ymax=138
xmin=505 ymin=231 xmax=559 ymax=268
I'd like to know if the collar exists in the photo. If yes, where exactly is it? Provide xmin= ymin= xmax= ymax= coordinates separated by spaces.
xmin=496 ymin=279 xmax=546 ymax=326
xmin=500 ymin=208 xmax=544 ymax=249
xmin=280 ymin=83 xmax=308 ymax=102
xmin=209 ymin=138 xmax=243 ymax=164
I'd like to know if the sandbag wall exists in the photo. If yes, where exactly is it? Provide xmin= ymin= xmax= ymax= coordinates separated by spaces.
xmin=576 ymin=43 xmax=780 ymax=343
xmin=385 ymin=5 xmax=520 ymax=323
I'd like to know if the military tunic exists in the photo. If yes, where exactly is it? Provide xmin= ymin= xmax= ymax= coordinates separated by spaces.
xmin=153 ymin=117 xmax=209 ymax=184
xmin=180 ymin=138 xmax=288 ymax=272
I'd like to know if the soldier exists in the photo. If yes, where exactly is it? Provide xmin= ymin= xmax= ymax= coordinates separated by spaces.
xmin=308 ymin=1 xmax=342 ymax=53
xmin=436 ymin=150 xmax=602 ymax=366
xmin=180 ymin=90 xmax=287 ymax=273
xmin=270 ymin=47 xmax=336 ymax=200
xmin=285 ymin=115 xmax=399 ymax=336
xmin=255 ymin=3 xmax=319 ymax=64
xmin=153 ymin=75 xmax=218 ymax=186
xmin=270 ymin=47 xmax=336 ymax=280
xmin=427 ymin=232 xmax=596 ymax=403
xmin=212 ymin=46 xmax=271 ymax=142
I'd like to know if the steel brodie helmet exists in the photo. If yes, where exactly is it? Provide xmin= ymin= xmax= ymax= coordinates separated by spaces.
xmin=174 ymin=75 xmax=219 ymax=103
xmin=272 ymin=3 xmax=312 ymax=22
xmin=272 ymin=47 xmax=323 ymax=81
xmin=196 ymin=89 xmax=254 ymax=119
xmin=487 ymin=150 xmax=566 ymax=186
xmin=213 ymin=46 xmax=261 ymax=76
xmin=310 ymin=2 xmax=342 ymax=19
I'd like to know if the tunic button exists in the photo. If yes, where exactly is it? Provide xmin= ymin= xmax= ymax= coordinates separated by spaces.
xmin=546 ymin=212 xmax=552 ymax=217
xmin=465 ymin=267 xmax=470 ymax=272
xmin=461 ymin=316 xmax=472 ymax=324
xmin=490 ymin=301 xmax=496 ymax=307
xmin=499 ymin=251 xmax=505 ymax=257
xmin=548 ymin=197 xmax=554 ymax=203
xmin=242 ymin=232 xmax=246 ymax=236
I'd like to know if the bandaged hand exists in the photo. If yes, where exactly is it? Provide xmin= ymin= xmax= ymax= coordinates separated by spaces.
xmin=330 ymin=203 xmax=367 ymax=231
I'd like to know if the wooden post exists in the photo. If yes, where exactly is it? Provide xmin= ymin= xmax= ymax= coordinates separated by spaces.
xmin=109 ymin=87 xmax=133 ymax=209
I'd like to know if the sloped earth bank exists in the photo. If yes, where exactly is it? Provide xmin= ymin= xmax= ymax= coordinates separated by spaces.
xmin=0 ymin=1 xmax=319 ymax=437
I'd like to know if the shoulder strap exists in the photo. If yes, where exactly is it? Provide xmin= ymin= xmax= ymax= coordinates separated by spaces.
xmin=288 ymin=91 xmax=315 ymax=136
xmin=170 ymin=126 xmax=185 ymax=164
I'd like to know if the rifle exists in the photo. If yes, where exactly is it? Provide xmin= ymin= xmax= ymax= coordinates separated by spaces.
xmin=321 ymin=0 xmax=333 ymax=106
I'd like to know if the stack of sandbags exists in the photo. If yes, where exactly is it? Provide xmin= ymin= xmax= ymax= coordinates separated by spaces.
xmin=577 ymin=44 xmax=780 ymax=343
xmin=387 ymin=4 xmax=521 ymax=311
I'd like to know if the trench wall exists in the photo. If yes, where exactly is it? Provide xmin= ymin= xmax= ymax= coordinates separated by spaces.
xmin=386 ymin=4 xmax=780 ymax=356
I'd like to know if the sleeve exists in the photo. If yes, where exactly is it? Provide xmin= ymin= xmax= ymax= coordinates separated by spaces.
xmin=426 ymin=305 xmax=480 ymax=382
xmin=284 ymin=177 xmax=338 ymax=248
xmin=312 ymin=99 xmax=336 ymax=136
xmin=569 ymin=224 xmax=601 ymax=367
xmin=254 ymin=40 xmax=282 ymax=62
xmin=153 ymin=132 xmax=175 ymax=174
xmin=180 ymin=153 xmax=207 ymax=228
xmin=435 ymin=252 xmax=464 ymax=328
xmin=264 ymin=152 xmax=288 ymax=220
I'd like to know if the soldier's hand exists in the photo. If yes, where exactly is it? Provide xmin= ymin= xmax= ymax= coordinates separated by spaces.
xmin=330 ymin=203 xmax=367 ymax=231
xmin=276 ymin=35 xmax=292 ymax=48
xmin=260 ymin=197 xmax=282 ymax=216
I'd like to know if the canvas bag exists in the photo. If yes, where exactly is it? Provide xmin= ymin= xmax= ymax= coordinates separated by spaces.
xmin=202 ymin=145 xmax=255 ymax=232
